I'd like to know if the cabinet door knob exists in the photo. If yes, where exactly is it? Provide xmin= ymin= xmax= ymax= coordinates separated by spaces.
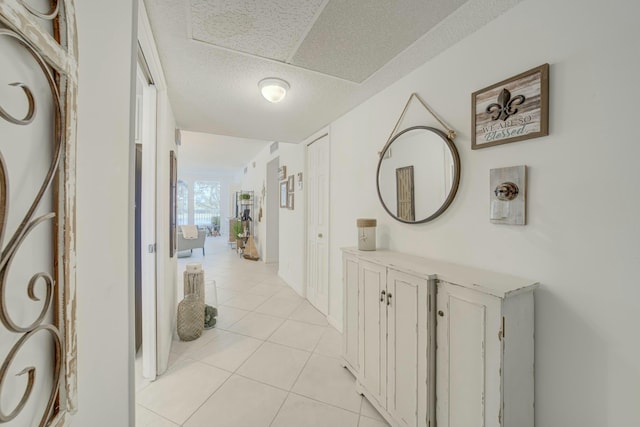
xmin=387 ymin=293 xmax=392 ymax=306
xmin=318 ymin=233 xmax=323 ymax=238
xmin=438 ymin=310 xmax=444 ymax=317
xmin=380 ymin=290 xmax=386 ymax=302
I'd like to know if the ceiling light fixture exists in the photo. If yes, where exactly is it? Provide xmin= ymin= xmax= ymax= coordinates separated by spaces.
xmin=258 ymin=78 xmax=290 ymax=103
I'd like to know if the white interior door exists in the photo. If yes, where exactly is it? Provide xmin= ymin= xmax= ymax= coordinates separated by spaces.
xmin=137 ymin=66 xmax=158 ymax=380
xmin=306 ymin=135 xmax=330 ymax=314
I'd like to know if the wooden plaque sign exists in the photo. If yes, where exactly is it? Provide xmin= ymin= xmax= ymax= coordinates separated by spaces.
xmin=472 ymin=64 xmax=549 ymax=149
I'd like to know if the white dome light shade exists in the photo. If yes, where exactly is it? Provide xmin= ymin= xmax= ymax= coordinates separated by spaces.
xmin=258 ymin=78 xmax=290 ymax=103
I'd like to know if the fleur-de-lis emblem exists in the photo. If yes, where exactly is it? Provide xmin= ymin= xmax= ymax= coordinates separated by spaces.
xmin=486 ymin=88 xmax=526 ymax=121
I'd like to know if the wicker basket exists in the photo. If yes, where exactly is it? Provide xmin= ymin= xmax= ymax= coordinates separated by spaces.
xmin=177 ymin=294 xmax=204 ymax=341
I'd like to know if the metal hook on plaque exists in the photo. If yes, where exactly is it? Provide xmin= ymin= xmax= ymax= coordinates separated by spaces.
xmin=490 ymin=165 xmax=527 ymax=225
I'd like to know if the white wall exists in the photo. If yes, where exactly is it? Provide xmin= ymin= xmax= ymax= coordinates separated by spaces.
xmin=178 ymin=130 xmax=270 ymax=171
xmin=75 ymin=0 xmax=136 ymax=426
xmin=241 ymin=142 xmax=306 ymax=294
xmin=276 ymin=143 xmax=305 ymax=294
xmin=328 ymin=0 xmax=640 ymax=425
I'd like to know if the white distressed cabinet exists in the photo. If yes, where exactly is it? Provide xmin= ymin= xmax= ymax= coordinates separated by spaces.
xmin=343 ymin=250 xmax=436 ymax=427
xmin=343 ymin=252 xmax=359 ymax=372
xmin=342 ymin=248 xmax=537 ymax=427
xmin=358 ymin=260 xmax=387 ymax=403
xmin=436 ymin=280 xmax=536 ymax=427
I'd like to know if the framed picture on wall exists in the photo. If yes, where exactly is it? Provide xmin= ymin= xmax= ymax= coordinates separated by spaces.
xmin=472 ymin=63 xmax=549 ymax=149
xmin=280 ymin=181 xmax=288 ymax=208
xmin=278 ymin=165 xmax=287 ymax=180
xmin=287 ymin=192 xmax=294 ymax=210
xmin=287 ymin=175 xmax=294 ymax=193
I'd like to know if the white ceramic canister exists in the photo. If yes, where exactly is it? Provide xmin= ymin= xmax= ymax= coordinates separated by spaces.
xmin=186 ymin=263 xmax=202 ymax=273
xmin=184 ymin=263 xmax=205 ymax=304
xmin=357 ymin=218 xmax=377 ymax=251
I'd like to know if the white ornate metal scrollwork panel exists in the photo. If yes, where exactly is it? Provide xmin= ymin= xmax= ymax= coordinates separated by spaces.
xmin=0 ymin=1 xmax=78 ymax=426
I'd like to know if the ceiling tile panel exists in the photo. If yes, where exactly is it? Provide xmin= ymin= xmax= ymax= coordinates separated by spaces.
xmin=190 ymin=0 xmax=326 ymax=61
xmin=291 ymin=0 xmax=469 ymax=82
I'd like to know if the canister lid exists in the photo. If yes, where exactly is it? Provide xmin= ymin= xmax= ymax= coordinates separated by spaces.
xmin=356 ymin=218 xmax=377 ymax=227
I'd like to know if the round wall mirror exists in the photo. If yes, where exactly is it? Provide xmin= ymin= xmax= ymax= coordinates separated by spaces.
xmin=376 ymin=126 xmax=460 ymax=224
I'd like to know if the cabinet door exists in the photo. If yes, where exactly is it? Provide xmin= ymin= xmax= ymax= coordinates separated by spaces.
xmin=436 ymin=282 xmax=503 ymax=427
xmin=358 ymin=260 xmax=387 ymax=404
xmin=343 ymin=253 xmax=359 ymax=372
xmin=386 ymin=270 xmax=432 ymax=427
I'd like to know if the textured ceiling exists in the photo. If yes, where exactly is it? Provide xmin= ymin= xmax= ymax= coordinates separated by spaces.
xmin=144 ymin=0 xmax=523 ymax=143
xmin=189 ymin=0 xmax=326 ymax=62
xmin=290 ymin=0 xmax=468 ymax=82
xmin=188 ymin=0 xmax=469 ymax=83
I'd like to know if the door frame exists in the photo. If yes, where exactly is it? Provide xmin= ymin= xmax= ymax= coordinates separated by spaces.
xmin=137 ymin=64 xmax=158 ymax=380
xmin=136 ymin=0 xmax=176 ymax=378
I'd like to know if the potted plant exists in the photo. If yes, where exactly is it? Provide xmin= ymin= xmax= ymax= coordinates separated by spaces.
xmin=239 ymin=193 xmax=252 ymax=205
xmin=232 ymin=220 xmax=245 ymax=249
xmin=211 ymin=216 xmax=220 ymax=236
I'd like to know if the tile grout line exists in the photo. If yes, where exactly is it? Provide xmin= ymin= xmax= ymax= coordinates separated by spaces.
xmin=169 ymin=238 xmax=353 ymax=427
xmin=178 ymin=368 xmax=236 ymax=427
xmin=259 ymin=289 xmax=315 ymax=427
xmin=169 ymin=245 xmax=277 ymax=426
xmin=139 ymin=359 xmax=235 ymax=426
xmin=357 ymin=393 xmax=366 ymax=427
xmin=286 ymin=390 xmax=363 ymax=416
xmin=268 ymin=391 xmax=291 ymax=427
xmin=232 ymin=337 xmax=273 ymax=374
xmin=185 ymin=246 xmax=304 ymax=426
xmin=135 ymin=404 xmax=181 ymax=427
xmin=267 ymin=340 xmax=316 ymax=427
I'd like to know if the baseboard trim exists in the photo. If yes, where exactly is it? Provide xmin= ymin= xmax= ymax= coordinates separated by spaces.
xmin=327 ymin=315 xmax=342 ymax=333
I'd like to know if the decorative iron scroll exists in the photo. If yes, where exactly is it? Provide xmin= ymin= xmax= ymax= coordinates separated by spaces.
xmin=0 ymin=22 xmax=64 ymax=427
xmin=19 ymin=0 xmax=59 ymax=20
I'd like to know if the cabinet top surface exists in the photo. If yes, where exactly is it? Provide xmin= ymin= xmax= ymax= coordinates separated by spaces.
xmin=342 ymin=247 xmax=538 ymax=298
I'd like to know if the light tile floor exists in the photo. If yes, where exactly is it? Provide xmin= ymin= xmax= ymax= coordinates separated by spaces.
xmin=136 ymin=236 xmax=390 ymax=427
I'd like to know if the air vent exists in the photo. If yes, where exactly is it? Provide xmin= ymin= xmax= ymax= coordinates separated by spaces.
xmin=270 ymin=141 xmax=279 ymax=154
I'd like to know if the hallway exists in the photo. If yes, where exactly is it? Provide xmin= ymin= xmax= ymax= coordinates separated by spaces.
xmin=135 ymin=236 xmax=389 ymax=427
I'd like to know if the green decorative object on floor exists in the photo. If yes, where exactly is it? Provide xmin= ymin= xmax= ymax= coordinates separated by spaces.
xmin=204 ymin=305 xmax=218 ymax=329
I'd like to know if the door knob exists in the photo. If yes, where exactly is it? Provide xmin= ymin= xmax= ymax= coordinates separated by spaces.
xmin=318 ymin=233 xmax=323 ymax=238
xmin=438 ymin=310 xmax=444 ymax=317
xmin=380 ymin=290 xmax=386 ymax=302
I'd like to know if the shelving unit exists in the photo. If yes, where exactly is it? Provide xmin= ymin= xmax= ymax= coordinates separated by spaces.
xmin=232 ymin=191 xmax=255 ymax=255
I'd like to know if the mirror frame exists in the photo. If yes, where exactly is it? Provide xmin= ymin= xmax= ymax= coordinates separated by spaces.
xmin=376 ymin=126 xmax=461 ymax=224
